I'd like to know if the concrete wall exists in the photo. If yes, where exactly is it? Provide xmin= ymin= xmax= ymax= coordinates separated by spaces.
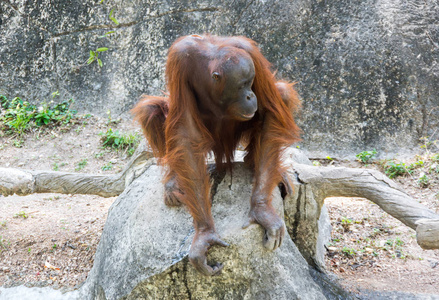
xmin=1 ymin=0 xmax=438 ymax=158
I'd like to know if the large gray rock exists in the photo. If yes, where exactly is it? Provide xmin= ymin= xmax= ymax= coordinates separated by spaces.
xmin=283 ymin=148 xmax=332 ymax=270
xmin=79 ymin=163 xmax=330 ymax=300
xmin=1 ymin=1 xmax=438 ymax=156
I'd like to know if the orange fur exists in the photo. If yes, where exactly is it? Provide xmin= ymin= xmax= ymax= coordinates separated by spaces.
xmin=131 ymin=95 xmax=168 ymax=158
xmin=132 ymin=35 xmax=301 ymax=227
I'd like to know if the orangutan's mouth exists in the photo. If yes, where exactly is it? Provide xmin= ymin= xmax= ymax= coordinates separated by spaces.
xmin=239 ymin=112 xmax=255 ymax=120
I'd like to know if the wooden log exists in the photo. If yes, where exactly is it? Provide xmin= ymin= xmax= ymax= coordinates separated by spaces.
xmin=0 ymin=141 xmax=154 ymax=198
xmin=287 ymin=162 xmax=439 ymax=255
xmin=416 ymin=219 xmax=439 ymax=249
xmin=292 ymin=163 xmax=439 ymax=230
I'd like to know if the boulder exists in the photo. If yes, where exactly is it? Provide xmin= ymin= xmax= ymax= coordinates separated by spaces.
xmin=79 ymin=163 xmax=331 ymax=299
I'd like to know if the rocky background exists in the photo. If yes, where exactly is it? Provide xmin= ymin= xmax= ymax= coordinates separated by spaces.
xmin=1 ymin=0 xmax=438 ymax=157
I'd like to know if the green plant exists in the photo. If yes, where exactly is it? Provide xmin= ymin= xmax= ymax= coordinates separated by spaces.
xmin=0 ymin=221 xmax=7 ymax=228
xmin=341 ymin=247 xmax=356 ymax=257
xmin=127 ymin=146 xmax=136 ymax=156
xmin=0 ymin=95 xmax=77 ymax=135
xmin=53 ymin=162 xmax=67 ymax=171
xmin=75 ymin=159 xmax=88 ymax=171
xmin=108 ymin=8 xmax=119 ymax=25
xmin=0 ymin=236 xmax=9 ymax=251
xmin=384 ymin=238 xmax=404 ymax=248
xmin=95 ymin=152 xmax=105 ymax=159
xmin=312 ymin=161 xmax=321 ymax=167
xmin=87 ymin=47 xmax=109 ymax=67
xmin=420 ymin=136 xmax=439 ymax=154
xmin=385 ymin=239 xmax=394 ymax=247
xmin=429 ymin=163 xmax=439 ymax=174
xmin=102 ymin=162 xmax=113 ymax=171
xmin=418 ymin=173 xmax=429 ymax=188
xmin=86 ymin=3 xmax=119 ymax=67
xmin=7 ymin=110 xmax=32 ymax=134
xmin=341 ymin=217 xmax=353 ymax=225
xmin=13 ymin=139 xmax=24 ymax=148
xmin=99 ymin=128 xmax=140 ymax=155
xmin=340 ymin=217 xmax=353 ymax=232
xmin=0 ymin=95 xmax=8 ymax=107
xmin=395 ymin=237 xmax=404 ymax=247
xmin=383 ymin=160 xmax=413 ymax=178
xmin=1 ymin=97 xmax=33 ymax=135
xmin=409 ymin=157 xmax=424 ymax=169
xmin=384 ymin=238 xmax=406 ymax=259
xmin=356 ymin=149 xmax=377 ymax=163
xmin=14 ymin=211 xmax=28 ymax=219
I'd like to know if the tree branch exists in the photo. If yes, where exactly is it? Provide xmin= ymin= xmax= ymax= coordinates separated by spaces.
xmin=0 ymin=141 xmax=153 ymax=198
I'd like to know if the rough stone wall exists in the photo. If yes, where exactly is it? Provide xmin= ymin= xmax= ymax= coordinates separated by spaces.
xmin=1 ymin=0 xmax=438 ymax=157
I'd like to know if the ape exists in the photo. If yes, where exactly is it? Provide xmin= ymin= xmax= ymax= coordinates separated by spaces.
xmin=132 ymin=34 xmax=300 ymax=276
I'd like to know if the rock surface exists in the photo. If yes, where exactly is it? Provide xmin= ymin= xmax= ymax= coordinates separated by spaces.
xmin=1 ymin=1 xmax=438 ymax=156
xmin=283 ymin=148 xmax=332 ymax=270
xmin=79 ymin=163 xmax=330 ymax=299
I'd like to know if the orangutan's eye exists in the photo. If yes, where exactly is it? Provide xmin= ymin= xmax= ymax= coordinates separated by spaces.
xmin=212 ymin=72 xmax=220 ymax=81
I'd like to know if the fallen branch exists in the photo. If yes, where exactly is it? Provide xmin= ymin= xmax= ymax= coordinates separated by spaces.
xmin=292 ymin=163 xmax=438 ymax=229
xmin=285 ymin=161 xmax=439 ymax=268
xmin=0 ymin=141 xmax=154 ymax=198
xmin=416 ymin=219 xmax=439 ymax=249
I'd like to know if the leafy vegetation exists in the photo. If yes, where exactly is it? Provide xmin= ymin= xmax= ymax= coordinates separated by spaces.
xmin=418 ymin=173 xmax=429 ymax=188
xmin=341 ymin=246 xmax=357 ymax=257
xmin=87 ymin=47 xmax=109 ymax=67
xmin=374 ymin=136 xmax=438 ymax=188
xmin=356 ymin=149 xmax=377 ymax=164
xmin=86 ymin=3 xmax=120 ymax=67
xmin=75 ymin=159 xmax=88 ymax=171
xmin=102 ymin=162 xmax=113 ymax=171
xmin=0 ymin=94 xmax=77 ymax=136
xmin=99 ymin=128 xmax=140 ymax=156
xmin=14 ymin=211 xmax=28 ymax=219
xmin=383 ymin=161 xmax=413 ymax=178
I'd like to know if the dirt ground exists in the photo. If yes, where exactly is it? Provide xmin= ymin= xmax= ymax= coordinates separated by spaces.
xmin=0 ymin=116 xmax=438 ymax=296
xmin=320 ymin=157 xmax=439 ymax=296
